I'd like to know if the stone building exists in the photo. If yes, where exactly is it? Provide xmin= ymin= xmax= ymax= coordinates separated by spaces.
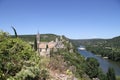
xmin=36 ymin=32 xmax=64 ymax=57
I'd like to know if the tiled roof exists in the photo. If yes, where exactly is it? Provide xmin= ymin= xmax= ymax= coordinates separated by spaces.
xmin=38 ymin=41 xmax=58 ymax=49
xmin=39 ymin=42 xmax=48 ymax=48
xmin=48 ymin=42 xmax=57 ymax=48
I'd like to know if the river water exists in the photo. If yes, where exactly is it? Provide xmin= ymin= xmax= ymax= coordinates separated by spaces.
xmin=78 ymin=49 xmax=120 ymax=76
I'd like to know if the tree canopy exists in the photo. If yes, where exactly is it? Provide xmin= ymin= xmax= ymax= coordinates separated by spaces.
xmin=85 ymin=57 xmax=99 ymax=78
xmin=0 ymin=31 xmax=49 ymax=80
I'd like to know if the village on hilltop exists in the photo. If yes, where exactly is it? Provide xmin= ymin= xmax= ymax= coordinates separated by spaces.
xmin=36 ymin=32 xmax=65 ymax=57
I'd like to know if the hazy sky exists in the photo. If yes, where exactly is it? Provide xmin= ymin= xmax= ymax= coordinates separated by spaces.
xmin=0 ymin=0 xmax=120 ymax=39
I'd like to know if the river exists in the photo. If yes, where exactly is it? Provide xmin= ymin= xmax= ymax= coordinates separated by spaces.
xmin=78 ymin=49 xmax=120 ymax=76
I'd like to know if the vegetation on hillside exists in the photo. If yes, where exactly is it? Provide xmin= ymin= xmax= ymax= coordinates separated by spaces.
xmin=107 ymin=67 xmax=116 ymax=80
xmin=85 ymin=37 xmax=120 ymax=62
xmin=71 ymin=39 xmax=106 ymax=47
xmin=1 ymin=29 xmax=117 ymax=80
xmin=71 ymin=37 xmax=120 ymax=63
xmin=71 ymin=37 xmax=119 ymax=79
xmin=0 ymin=30 xmax=87 ymax=80
xmin=0 ymin=30 xmax=49 ymax=80
xmin=49 ymin=36 xmax=109 ymax=80
xmin=48 ymin=36 xmax=89 ymax=79
xmin=12 ymin=34 xmax=59 ymax=42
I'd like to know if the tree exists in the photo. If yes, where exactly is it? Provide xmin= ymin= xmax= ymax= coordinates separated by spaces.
xmin=34 ymin=37 xmax=37 ymax=51
xmin=0 ymin=31 xmax=41 ymax=79
xmin=98 ymin=68 xmax=107 ymax=80
xmin=107 ymin=67 xmax=116 ymax=80
xmin=11 ymin=26 xmax=18 ymax=38
xmin=85 ymin=57 xmax=99 ymax=78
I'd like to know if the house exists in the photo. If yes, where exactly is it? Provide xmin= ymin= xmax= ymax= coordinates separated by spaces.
xmin=36 ymin=32 xmax=64 ymax=57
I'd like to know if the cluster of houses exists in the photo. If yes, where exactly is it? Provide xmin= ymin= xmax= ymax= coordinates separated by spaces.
xmin=36 ymin=32 xmax=64 ymax=57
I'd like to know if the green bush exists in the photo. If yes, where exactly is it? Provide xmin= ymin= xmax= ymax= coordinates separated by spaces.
xmin=0 ymin=31 xmax=49 ymax=80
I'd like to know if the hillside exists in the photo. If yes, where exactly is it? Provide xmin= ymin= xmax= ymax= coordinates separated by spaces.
xmin=2 ymin=30 xmax=117 ymax=80
xmin=71 ymin=39 xmax=107 ymax=47
xmin=71 ymin=36 xmax=120 ymax=48
xmin=106 ymin=36 xmax=120 ymax=48
xmin=1 ymin=31 xmax=93 ymax=80
xmin=11 ymin=34 xmax=60 ymax=42
xmin=72 ymin=36 xmax=120 ymax=62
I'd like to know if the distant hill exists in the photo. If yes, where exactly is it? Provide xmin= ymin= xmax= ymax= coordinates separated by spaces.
xmin=105 ymin=36 xmax=120 ymax=48
xmin=11 ymin=34 xmax=60 ymax=42
xmin=71 ymin=36 xmax=120 ymax=48
xmin=71 ymin=39 xmax=107 ymax=47
xmin=73 ymin=36 xmax=120 ymax=62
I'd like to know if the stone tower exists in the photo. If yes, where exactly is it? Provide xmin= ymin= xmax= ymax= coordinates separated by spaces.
xmin=56 ymin=37 xmax=58 ymax=42
xmin=36 ymin=32 xmax=40 ymax=53
xmin=36 ymin=32 xmax=40 ymax=44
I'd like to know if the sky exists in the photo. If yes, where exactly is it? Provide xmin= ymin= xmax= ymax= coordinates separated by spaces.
xmin=0 ymin=0 xmax=120 ymax=39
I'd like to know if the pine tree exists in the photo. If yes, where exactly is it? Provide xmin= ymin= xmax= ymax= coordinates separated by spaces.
xmin=34 ymin=37 xmax=37 ymax=51
xmin=107 ymin=67 xmax=116 ymax=80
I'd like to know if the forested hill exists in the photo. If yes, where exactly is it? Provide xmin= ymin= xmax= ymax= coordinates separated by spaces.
xmin=71 ymin=39 xmax=107 ymax=47
xmin=107 ymin=36 xmax=120 ymax=48
xmin=71 ymin=36 xmax=120 ymax=48
xmin=72 ymin=36 xmax=120 ymax=63
xmin=11 ymin=34 xmax=60 ymax=42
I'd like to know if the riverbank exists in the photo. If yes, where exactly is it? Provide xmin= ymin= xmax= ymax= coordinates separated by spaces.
xmin=78 ymin=50 xmax=120 ymax=76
